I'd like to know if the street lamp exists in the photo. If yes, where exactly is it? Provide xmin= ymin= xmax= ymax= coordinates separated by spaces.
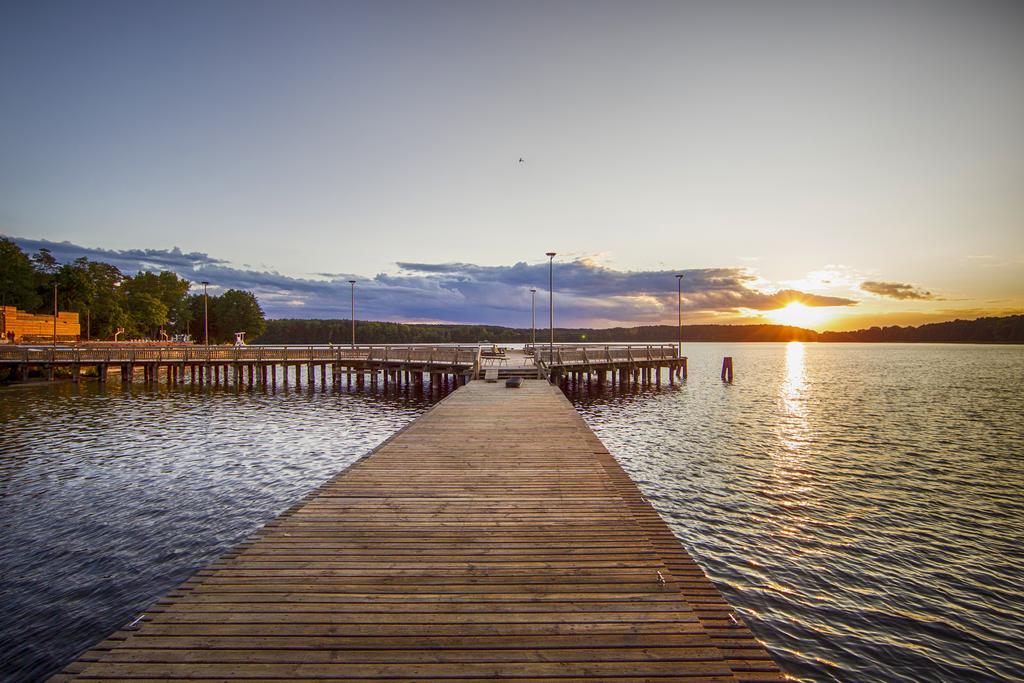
xmin=546 ymin=252 xmax=556 ymax=374
xmin=676 ymin=273 xmax=684 ymax=360
xmin=530 ymin=288 xmax=537 ymax=347
xmin=201 ymin=281 xmax=210 ymax=345
xmin=348 ymin=280 xmax=356 ymax=348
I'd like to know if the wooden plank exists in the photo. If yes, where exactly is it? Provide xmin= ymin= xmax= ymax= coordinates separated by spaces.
xmin=57 ymin=381 xmax=780 ymax=681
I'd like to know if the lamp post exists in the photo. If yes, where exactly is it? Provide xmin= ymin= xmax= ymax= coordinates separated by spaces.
xmin=676 ymin=273 xmax=684 ymax=359
xmin=348 ymin=280 xmax=356 ymax=348
xmin=201 ymin=281 xmax=210 ymax=345
xmin=530 ymin=288 xmax=536 ymax=347
xmin=545 ymin=252 xmax=556 ymax=373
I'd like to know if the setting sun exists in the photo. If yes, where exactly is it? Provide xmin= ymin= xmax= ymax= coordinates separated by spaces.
xmin=765 ymin=302 xmax=833 ymax=329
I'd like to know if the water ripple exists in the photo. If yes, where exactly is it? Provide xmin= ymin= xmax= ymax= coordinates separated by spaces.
xmin=0 ymin=381 xmax=437 ymax=681
xmin=570 ymin=342 xmax=1024 ymax=682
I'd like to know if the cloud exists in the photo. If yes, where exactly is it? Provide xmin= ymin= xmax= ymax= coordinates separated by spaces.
xmin=860 ymin=280 xmax=938 ymax=301
xmin=11 ymin=237 xmax=227 ymax=272
xmin=5 ymin=235 xmax=857 ymax=326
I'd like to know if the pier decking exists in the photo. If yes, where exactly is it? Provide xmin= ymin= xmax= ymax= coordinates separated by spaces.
xmin=51 ymin=380 xmax=780 ymax=682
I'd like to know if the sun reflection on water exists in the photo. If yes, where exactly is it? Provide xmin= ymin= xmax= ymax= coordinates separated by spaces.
xmin=768 ymin=342 xmax=816 ymax=541
xmin=782 ymin=340 xmax=807 ymax=422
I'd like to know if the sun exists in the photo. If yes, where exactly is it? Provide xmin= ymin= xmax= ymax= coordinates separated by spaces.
xmin=765 ymin=302 xmax=832 ymax=329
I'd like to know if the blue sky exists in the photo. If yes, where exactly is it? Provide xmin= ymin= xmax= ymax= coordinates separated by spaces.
xmin=2 ymin=1 xmax=1022 ymax=329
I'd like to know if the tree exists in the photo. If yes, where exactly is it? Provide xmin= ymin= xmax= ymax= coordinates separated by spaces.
xmin=56 ymin=258 xmax=97 ymax=317
xmin=0 ymin=238 xmax=42 ymax=310
xmin=210 ymin=289 xmax=265 ymax=343
xmin=127 ymin=293 xmax=168 ymax=338
xmin=122 ymin=271 xmax=192 ymax=334
xmin=85 ymin=261 xmax=128 ymax=340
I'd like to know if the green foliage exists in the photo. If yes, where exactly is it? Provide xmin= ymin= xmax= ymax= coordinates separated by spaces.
xmin=209 ymin=289 xmax=265 ymax=343
xmin=127 ymin=293 xmax=169 ymax=336
xmin=83 ymin=261 xmax=129 ymax=340
xmin=122 ymin=271 xmax=192 ymax=332
xmin=0 ymin=238 xmax=42 ymax=310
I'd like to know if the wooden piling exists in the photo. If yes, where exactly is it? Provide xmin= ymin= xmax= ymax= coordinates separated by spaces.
xmin=722 ymin=356 xmax=734 ymax=382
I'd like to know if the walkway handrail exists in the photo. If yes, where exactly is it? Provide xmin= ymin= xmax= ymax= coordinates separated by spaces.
xmin=0 ymin=343 xmax=481 ymax=366
xmin=533 ymin=343 xmax=679 ymax=368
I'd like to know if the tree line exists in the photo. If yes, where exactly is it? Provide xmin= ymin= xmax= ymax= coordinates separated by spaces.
xmin=0 ymin=237 xmax=265 ymax=343
xmin=259 ymin=316 xmax=1024 ymax=345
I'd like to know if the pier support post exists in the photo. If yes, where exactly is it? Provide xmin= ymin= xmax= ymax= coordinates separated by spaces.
xmin=72 ymin=364 xmax=80 ymax=383
xmin=721 ymin=356 xmax=733 ymax=382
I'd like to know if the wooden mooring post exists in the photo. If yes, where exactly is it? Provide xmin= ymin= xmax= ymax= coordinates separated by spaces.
xmin=722 ymin=356 xmax=734 ymax=382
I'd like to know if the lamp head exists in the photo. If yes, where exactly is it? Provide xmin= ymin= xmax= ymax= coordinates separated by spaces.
xmin=545 ymin=252 xmax=556 ymax=258
xmin=348 ymin=280 xmax=356 ymax=285
xmin=200 ymin=280 xmax=210 ymax=286
xmin=676 ymin=273 xmax=683 ymax=279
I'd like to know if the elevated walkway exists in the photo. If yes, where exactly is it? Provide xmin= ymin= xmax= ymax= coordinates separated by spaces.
xmin=52 ymin=381 xmax=780 ymax=681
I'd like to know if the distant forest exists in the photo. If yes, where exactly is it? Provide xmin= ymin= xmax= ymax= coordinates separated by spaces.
xmin=257 ymin=315 xmax=1024 ymax=345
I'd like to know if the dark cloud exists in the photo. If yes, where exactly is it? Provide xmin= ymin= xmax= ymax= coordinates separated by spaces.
xmin=6 ymin=236 xmax=857 ymax=325
xmin=12 ymin=237 xmax=227 ymax=272
xmin=860 ymin=280 xmax=937 ymax=301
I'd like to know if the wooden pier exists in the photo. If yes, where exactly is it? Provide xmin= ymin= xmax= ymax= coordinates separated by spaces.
xmin=0 ymin=343 xmax=685 ymax=389
xmin=0 ymin=345 xmax=480 ymax=389
xmin=51 ymin=380 xmax=780 ymax=682
xmin=533 ymin=344 xmax=687 ymax=387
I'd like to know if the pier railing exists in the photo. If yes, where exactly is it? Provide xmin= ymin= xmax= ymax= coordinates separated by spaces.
xmin=531 ymin=344 xmax=679 ymax=368
xmin=0 ymin=344 xmax=479 ymax=366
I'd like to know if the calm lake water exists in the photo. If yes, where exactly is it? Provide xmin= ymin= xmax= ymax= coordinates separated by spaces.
xmin=1 ymin=342 xmax=1022 ymax=681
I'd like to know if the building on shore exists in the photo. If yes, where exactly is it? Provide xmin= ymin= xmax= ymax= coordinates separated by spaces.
xmin=0 ymin=306 xmax=80 ymax=344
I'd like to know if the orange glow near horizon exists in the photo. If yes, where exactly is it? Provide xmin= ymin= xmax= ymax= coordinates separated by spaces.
xmin=764 ymin=302 xmax=836 ymax=329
